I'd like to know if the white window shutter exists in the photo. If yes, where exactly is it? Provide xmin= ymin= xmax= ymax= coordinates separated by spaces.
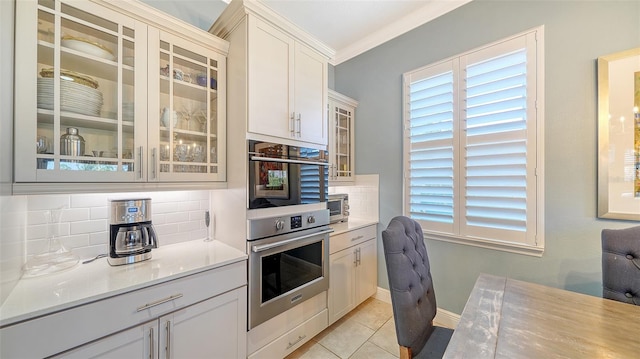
xmin=460 ymin=35 xmax=537 ymax=245
xmin=405 ymin=61 xmax=457 ymax=234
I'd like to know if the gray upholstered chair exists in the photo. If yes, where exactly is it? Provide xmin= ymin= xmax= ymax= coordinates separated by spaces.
xmin=382 ymin=216 xmax=453 ymax=359
xmin=601 ymin=225 xmax=640 ymax=305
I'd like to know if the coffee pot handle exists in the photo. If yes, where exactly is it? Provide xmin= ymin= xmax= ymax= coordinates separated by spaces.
xmin=143 ymin=224 xmax=159 ymax=249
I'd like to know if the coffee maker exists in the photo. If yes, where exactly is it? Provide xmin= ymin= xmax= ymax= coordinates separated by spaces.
xmin=108 ymin=198 xmax=158 ymax=266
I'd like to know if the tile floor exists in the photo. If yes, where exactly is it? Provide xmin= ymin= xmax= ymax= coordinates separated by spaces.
xmin=286 ymin=297 xmax=450 ymax=359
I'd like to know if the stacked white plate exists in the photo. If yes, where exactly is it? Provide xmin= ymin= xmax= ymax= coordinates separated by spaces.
xmin=37 ymin=78 xmax=104 ymax=117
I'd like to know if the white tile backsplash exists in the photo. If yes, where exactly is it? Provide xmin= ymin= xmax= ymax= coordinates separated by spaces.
xmin=24 ymin=190 xmax=212 ymax=261
xmin=330 ymin=174 xmax=380 ymax=222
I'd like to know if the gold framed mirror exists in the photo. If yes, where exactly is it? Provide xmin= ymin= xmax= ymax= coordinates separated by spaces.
xmin=597 ymin=47 xmax=640 ymax=220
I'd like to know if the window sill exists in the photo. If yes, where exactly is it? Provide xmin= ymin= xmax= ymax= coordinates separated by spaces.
xmin=423 ymin=231 xmax=544 ymax=257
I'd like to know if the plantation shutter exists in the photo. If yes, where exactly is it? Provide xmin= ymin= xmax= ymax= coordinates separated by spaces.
xmin=460 ymin=34 xmax=537 ymax=245
xmin=403 ymin=29 xmax=541 ymax=250
xmin=405 ymin=60 xmax=457 ymax=234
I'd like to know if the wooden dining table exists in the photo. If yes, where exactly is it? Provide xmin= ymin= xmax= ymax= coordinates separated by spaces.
xmin=443 ymin=273 xmax=640 ymax=358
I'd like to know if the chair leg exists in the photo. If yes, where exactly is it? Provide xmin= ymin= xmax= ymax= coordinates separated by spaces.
xmin=399 ymin=345 xmax=412 ymax=359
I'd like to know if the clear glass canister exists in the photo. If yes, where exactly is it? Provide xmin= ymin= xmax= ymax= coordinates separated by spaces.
xmin=60 ymin=127 xmax=85 ymax=156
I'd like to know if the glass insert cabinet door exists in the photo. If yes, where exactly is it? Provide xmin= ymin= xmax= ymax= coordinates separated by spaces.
xmin=149 ymin=30 xmax=226 ymax=181
xmin=328 ymin=91 xmax=357 ymax=183
xmin=15 ymin=0 xmax=144 ymax=182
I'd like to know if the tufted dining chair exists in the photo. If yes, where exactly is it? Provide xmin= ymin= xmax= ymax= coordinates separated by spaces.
xmin=601 ymin=225 xmax=640 ymax=305
xmin=382 ymin=216 xmax=453 ymax=359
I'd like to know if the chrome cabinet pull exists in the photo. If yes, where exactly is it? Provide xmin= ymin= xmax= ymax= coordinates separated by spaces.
xmin=136 ymin=294 xmax=183 ymax=312
xmin=137 ymin=146 xmax=144 ymax=179
xmin=357 ymin=247 xmax=362 ymax=266
xmin=290 ymin=112 xmax=296 ymax=136
xmin=351 ymin=235 xmax=364 ymax=242
xmin=296 ymin=113 xmax=302 ymax=137
xmin=166 ymin=320 xmax=171 ymax=359
xmin=286 ymin=334 xmax=306 ymax=350
xmin=353 ymin=248 xmax=358 ymax=266
xmin=151 ymin=147 xmax=157 ymax=179
xmin=149 ymin=327 xmax=154 ymax=359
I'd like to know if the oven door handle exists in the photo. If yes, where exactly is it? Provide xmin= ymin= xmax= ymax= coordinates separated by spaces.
xmin=249 ymin=156 xmax=330 ymax=167
xmin=252 ymin=229 xmax=334 ymax=253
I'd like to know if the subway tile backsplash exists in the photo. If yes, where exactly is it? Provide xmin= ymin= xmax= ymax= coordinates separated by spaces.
xmin=330 ymin=174 xmax=379 ymax=222
xmin=25 ymin=190 xmax=211 ymax=260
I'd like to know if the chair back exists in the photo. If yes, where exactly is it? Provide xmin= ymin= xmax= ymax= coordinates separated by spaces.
xmin=382 ymin=216 xmax=437 ymax=355
xmin=601 ymin=225 xmax=640 ymax=305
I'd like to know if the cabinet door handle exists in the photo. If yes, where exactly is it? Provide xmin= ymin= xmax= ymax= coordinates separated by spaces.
xmin=354 ymin=248 xmax=358 ymax=266
xmin=166 ymin=320 xmax=171 ymax=359
xmin=290 ymin=112 xmax=296 ymax=136
xmin=136 ymin=293 xmax=183 ymax=312
xmin=149 ymin=327 xmax=154 ymax=359
xmin=151 ymin=147 xmax=157 ymax=180
xmin=296 ymin=113 xmax=302 ymax=137
xmin=138 ymin=146 xmax=144 ymax=179
xmin=286 ymin=334 xmax=306 ymax=350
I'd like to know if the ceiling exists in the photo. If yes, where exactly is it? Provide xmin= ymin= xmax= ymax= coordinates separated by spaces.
xmin=142 ymin=0 xmax=471 ymax=65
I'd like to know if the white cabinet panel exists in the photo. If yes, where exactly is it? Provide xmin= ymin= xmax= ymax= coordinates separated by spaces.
xmin=328 ymin=225 xmax=377 ymax=325
xmin=248 ymin=17 xmax=292 ymax=140
xmin=53 ymin=321 xmax=157 ymax=359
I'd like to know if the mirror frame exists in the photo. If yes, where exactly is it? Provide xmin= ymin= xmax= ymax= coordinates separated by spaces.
xmin=597 ymin=47 xmax=640 ymax=221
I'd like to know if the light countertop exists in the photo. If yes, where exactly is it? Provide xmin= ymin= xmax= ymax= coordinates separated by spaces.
xmin=330 ymin=218 xmax=378 ymax=235
xmin=0 ymin=239 xmax=247 ymax=327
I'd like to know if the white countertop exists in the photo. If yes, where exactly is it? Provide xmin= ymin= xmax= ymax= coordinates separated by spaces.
xmin=330 ymin=218 xmax=378 ymax=235
xmin=0 ymin=239 xmax=247 ymax=327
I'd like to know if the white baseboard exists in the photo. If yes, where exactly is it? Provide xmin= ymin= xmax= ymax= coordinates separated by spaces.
xmin=375 ymin=287 xmax=460 ymax=329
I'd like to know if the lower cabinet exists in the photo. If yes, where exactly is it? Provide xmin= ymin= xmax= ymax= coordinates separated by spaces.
xmin=328 ymin=225 xmax=378 ymax=325
xmin=1 ymin=261 xmax=247 ymax=359
xmin=55 ymin=288 xmax=246 ymax=359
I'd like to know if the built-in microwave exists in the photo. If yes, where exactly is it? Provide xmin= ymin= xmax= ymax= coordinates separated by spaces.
xmin=248 ymin=141 xmax=329 ymax=209
xmin=328 ymin=193 xmax=349 ymax=223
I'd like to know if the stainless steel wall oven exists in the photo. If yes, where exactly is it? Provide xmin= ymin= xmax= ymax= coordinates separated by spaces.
xmin=248 ymin=140 xmax=328 ymax=209
xmin=247 ymin=209 xmax=331 ymax=329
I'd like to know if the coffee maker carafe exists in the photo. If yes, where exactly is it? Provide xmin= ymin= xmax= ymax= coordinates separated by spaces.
xmin=108 ymin=198 xmax=158 ymax=266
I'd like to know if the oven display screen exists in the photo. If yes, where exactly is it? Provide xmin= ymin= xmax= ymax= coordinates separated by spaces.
xmin=290 ymin=215 xmax=302 ymax=229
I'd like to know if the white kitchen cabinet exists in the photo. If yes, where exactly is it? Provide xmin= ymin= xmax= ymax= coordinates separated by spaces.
xmin=0 ymin=259 xmax=247 ymax=359
xmin=52 ymin=321 xmax=157 ymax=359
xmin=54 ymin=288 xmax=245 ymax=359
xmin=328 ymin=225 xmax=378 ymax=325
xmin=13 ymin=0 xmax=227 ymax=192
xmin=328 ymin=90 xmax=358 ymax=182
xmin=211 ymin=0 xmax=332 ymax=147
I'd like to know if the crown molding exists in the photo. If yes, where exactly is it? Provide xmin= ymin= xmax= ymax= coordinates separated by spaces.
xmin=331 ymin=0 xmax=472 ymax=65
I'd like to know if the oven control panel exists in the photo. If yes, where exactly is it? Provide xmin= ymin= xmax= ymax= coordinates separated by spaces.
xmin=290 ymin=215 xmax=302 ymax=229
xmin=247 ymin=209 xmax=330 ymax=240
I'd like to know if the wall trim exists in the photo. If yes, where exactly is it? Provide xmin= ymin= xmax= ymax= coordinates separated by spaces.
xmin=375 ymin=287 xmax=460 ymax=329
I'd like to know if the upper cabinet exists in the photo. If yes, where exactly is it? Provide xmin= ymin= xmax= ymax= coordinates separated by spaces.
xmin=211 ymin=0 xmax=333 ymax=147
xmin=14 ymin=0 xmax=227 ymax=191
xmin=328 ymin=90 xmax=358 ymax=183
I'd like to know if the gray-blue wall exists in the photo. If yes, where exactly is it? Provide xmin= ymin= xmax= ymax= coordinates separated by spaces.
xmin=334 ymin=0 xmax=640 ymax=314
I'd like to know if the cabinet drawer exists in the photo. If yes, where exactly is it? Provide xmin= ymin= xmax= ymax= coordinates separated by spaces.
xmin=0 ymin=261 xmax=246 ymax=359
xmin=330 ymin=225 xmax=376 ymax=254
xmin=248 ymin=309 xmax=328 ymax=359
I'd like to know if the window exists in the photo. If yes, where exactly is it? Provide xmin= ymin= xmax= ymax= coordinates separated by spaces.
xmin=403 ymin=27 xmax=544 ymax=256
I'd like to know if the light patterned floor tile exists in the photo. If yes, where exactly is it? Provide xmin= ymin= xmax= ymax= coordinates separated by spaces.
xmin=348 ymin=298 xmax=393 ymax=331
xmin=369 ymin=318 xmax=399 ymax=357
xmin=317 ymin=317 xmax=375 ymax=358
xmin=292 ymin=342 xmax=341 ymax=359
xmin=350 ymin=342 xmax=398 ymax=359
